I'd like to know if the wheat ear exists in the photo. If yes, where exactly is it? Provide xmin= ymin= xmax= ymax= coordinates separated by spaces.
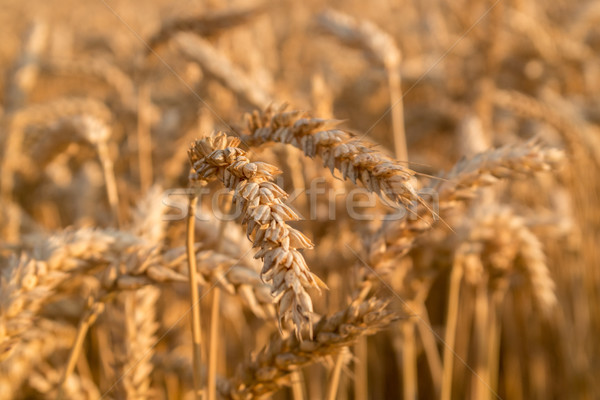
xmin=220 ymin=297 xmax=395 ymax=399
xmin=367 ymin=140 xmax=565 ymax=271
xmin=189 ymin=132 xmax=326 ymax=337
xmin=243 ymin=106 xmax=420 ymax=207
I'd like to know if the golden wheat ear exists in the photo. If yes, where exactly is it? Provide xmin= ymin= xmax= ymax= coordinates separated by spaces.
xmin=189 ymin=131 xmax=325 ymax=338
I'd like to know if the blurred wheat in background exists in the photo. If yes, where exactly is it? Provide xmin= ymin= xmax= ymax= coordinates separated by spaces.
xmin=0 ymin=0 xmax=598 ymax=399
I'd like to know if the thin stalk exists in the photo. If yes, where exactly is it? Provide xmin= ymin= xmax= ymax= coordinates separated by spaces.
xmin=488 ymin=284 xmax=507 ymax=399
xmin=354 ymin=337 xmax=368 ymax=400
xmin=387 ymin=66 xmax=407 ymax=162
xmin=96 ymin=140 xmax=122 ymax=227
xmin=186 ymin=193 xmax=203 ymax=400
xmin=56 ymin=300 xmax=104 ymax=400
xmin=416 ymin=303 xmax=443 ymax=397
xmin=472 ymin=282 xmax=490 ymax=400
xmin=441 ymin=265 xmax=463 ymax=400
xmin=291 ymin=370 xmax=306 ymax=400
xmin=207 ymin=287 xmax=221 ymax=400
xmin=207 ymin=199 xmax=231 ymax=400
xmin=326 ymin=349 xmax=347 ymax=400
xmin=137 ymin=84 xmax=153 ymax=193
xmin=402 ymin=321 xmax=418 ymax=400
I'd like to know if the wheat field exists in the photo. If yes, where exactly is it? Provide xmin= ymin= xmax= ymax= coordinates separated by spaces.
xmin=0 ymin=0 xmax=599 ymax=399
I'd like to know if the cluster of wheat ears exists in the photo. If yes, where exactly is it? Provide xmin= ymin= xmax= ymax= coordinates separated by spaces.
xmin=0 ymin=1 xmax=599 ymax=399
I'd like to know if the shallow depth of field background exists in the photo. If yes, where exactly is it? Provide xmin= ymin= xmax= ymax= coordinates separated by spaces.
xmin=0 ymin=0 xmax=599 ymax=399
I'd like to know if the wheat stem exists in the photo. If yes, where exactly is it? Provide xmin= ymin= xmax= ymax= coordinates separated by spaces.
xmin=354 ymin=337 xmax=368 ymax=400
xmin=472 ymin=281 xmax=490 ymax=400
xmin=56 ymin=299 xmax=104 ymax=400
xmin=291 ymin=370 xmax=306 ymax=400
xmin=441 ymin=264 xmax=463 ymax=400
xmin=387 ymin=66 xmax=407 ymax=162
xmin=96 ymin=141 xmax=122 ymax=227
xmin=488 ymin=285 xmax=507 ymax=399
xmin=402 ymin=321 xmax=418 ymax=400
xmin=207 ymin=287 xmax=221 ymax=400
xmin=207 ymin=197 xmax=230 ymax=400
xmin=326 ymin=349 xmax=347 ymax=400
xmin=416 ymin=303 xmax=443 ymax=397
xmin=186 ymin=193 xmax=204 ymax=400
xmin=137 ymin=84 xmax=153 ymax=193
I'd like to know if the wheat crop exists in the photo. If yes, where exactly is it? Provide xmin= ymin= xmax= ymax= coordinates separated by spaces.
xmin=0 ymin=1 xmax=598 ymax=399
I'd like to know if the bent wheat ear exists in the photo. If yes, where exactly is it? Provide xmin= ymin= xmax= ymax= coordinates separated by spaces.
xmin=243 ymin=106 xmax=420 ymax=207
xmin=366 ymin=140 xmax=564 ymax=277
xmin=437 ymin=140 xmax=565 ymax=206
xmin=219 ymin=297 xmax=395 ymax=399
xmin=188 ymin=132 xmax=327 ymax=338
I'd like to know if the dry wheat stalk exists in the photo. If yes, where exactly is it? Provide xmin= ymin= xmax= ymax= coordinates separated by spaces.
xmin=130 ymin=185 xmax=166 ymax=245
xmin=243 ymin=106 xmax=420 ymax=207
xmin=147 ymin=5 xmax=265 ymax=52
xmin=189 ymin=132 xmax=327 ymax=337
xmin=219 ymin=297 xmax=395 ymax=400
xmin=445 ymin=206 xmax=557 ymax=399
